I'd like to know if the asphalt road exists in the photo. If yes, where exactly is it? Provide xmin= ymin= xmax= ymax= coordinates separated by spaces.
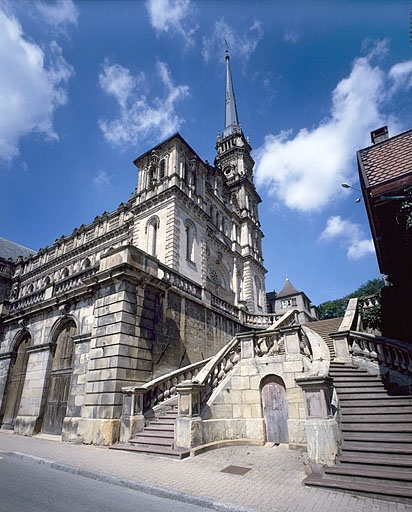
xmin=0 ymin=454 xmax=211 ymax=512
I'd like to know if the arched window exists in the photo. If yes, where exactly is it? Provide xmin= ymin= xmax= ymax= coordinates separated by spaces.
xmin=159 ymin=159 xmax=165 ymax=179
xmin=185 ymin=220 xmax=196 ymax=262
xmin=255 ymin=276 xmax=262 ymax=308
xmin=61 ymin=267 xmax=69 ymax=280
xmin=146 ymin=216 xmax=159 ymax=257
xmin=82 ymin=258 xmax=91 ymax=270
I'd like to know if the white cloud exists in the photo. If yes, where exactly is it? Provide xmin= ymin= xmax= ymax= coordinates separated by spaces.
xmin=320 ymin=216 xmax=375 ymax=260
xmin=254 ymin=41 xmax=408 ymax=213
xmin=36 ymin=0 xmax=78 ymax=31
xmin=93 ymin=169 xmax=112 ymax=190
xmin=0 ymin=8 xmax=74 ymax=162
xmin=145 ymin=0 xmax=197 ymax=46
xmin=283 ymin=27 xmax=300 ymax=44
xmin=202 ymin=18 xmax=263 ymax=64
xmin=98 ymin=60 xmax=189 ymax=147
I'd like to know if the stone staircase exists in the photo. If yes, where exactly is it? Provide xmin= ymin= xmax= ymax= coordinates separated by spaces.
xmin=302 ymin=317 xmax=343 ymax=358
xmin=304 ymin=360 xmax=412 ymax=502
xmin=110 ymin=407 xmax=190 ymax=459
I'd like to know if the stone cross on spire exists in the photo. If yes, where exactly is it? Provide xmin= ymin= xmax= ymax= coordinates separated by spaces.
xmin=224 ymin=50 xmax=241 ymax=138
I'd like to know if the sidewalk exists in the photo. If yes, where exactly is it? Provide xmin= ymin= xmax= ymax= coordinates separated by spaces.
xmin=0 ymin=430 xmax=410 ymax=512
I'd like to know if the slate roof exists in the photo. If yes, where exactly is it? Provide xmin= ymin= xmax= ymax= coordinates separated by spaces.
xmin=276 ymin=278 xmax=300 ymax=298
xmin=358 ymin=128 xmax=412 ymax=188
xmin=0 ymin=236 xmax=36 ymax=261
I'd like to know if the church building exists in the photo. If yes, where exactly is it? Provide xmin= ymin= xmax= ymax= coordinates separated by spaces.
xmin=0 ymin=51 xmax=268 ymax=445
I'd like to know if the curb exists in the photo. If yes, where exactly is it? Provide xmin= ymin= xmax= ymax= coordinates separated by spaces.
xmin=0 ymin=450 xmax=255 ymax=512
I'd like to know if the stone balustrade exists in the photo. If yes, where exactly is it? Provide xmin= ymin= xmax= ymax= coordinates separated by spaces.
xmin=348 ymin=331 xmax=412 ymax=377
xmin=119 ymin=358 xmax=209 ymax=441
xmin=8 ymin=266 xmax=98 ymax=314
xmin=159 ymin=265 xmax=202 ymax=300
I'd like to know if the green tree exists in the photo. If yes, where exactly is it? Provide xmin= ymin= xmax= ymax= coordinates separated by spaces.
xmin=318 ymin=277 xmax=384 ymax=322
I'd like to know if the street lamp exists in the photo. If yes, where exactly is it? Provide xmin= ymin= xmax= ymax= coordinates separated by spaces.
xmin=341 ymin=183 xmax=362 ymax=203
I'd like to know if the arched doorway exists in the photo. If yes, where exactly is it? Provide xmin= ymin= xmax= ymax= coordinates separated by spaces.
xmin=2 ymin=332 xmax=32 ymax=429
xmin=260 ymin=375 xmax=289 ymax=444
xmin=42 ymin=320 xmax=76 ymax=435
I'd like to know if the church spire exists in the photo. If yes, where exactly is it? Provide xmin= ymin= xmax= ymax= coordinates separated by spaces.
xmin=223 ymin=50 xmax=241 ymax=138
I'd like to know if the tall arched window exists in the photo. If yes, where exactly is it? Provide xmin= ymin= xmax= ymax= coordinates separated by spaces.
xmin=146 ymin=217 xmax=159 ymax=257
xmin=185 ymin=220 xmax=196 ymax=262
xmin=159 ymin=159 xmax=165 ymax=179
xmin=255 ymin=276 xmax=262 ymax=308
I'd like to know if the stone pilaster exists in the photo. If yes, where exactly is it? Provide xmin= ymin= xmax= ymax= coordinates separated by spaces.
xmin=14 ymin=343 xmax=54 ymax=436
xmin=62 ymin=333 xmax=91 ymax=442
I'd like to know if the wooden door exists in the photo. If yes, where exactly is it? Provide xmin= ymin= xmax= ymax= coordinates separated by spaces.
xmin=42 ymin=322 xmax=75 ymax=435
xmin=261 ymin=377 xmax=289 ymax=444
xmin=2 ymin=334 xmax=31 ymax=429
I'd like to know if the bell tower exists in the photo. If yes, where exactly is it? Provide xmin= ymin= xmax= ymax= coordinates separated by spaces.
xmin=215 ymin=50 xmax=266 ymax=311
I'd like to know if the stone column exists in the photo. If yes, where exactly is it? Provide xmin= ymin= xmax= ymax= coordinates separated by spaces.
xmin=296 ymin=376 xmax=339 ymax=466
xmin=174 ymin=380 xmax=204 ymax=449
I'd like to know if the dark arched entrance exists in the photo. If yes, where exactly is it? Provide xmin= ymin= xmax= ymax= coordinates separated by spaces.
xmin=260 ymin=375 xmax=289 ymax=444
xmin=2 ymin=332 xmax=32 ymax=429
xmin=42 ymin=320 xmax=76 ymax=435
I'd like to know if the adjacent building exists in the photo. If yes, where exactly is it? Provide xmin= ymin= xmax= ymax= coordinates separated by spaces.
xmin=358 ymin=126 xmax=412 ymax=341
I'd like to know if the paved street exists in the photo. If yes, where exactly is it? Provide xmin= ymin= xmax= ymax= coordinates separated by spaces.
xmin=0 ymin=454 xmax=212 ymax=512
xmin=0 ymin=430 xmax=410 ymax=512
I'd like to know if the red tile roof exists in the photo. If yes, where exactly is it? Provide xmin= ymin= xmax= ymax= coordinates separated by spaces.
xmin=358 ymin=129 xmax=412 ymax=188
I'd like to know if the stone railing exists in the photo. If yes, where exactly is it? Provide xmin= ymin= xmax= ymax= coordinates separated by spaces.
xmin=241 ymin=311 xmax=279 ymax=328
xmin=210 ymin=294 xmax=239 ymax=317
xmin=122 ymin=359 xmax=209 ymax=413
xmin=9 ymin=266 xmax=98 ymax=314
xmin=9 ymin=288 xmax=45 ymax=313
xmin=159 ymin=265 xmax=202 ymax=300
xmin=53 ymin=266 xmax=98 ymax=296
xmin=348 ymin=331 xmax=412 ymax=378
xmin=194 ymin=335 xmax=242 ymax=410
xmin=359 ymin=294 xmax=380 ymax=309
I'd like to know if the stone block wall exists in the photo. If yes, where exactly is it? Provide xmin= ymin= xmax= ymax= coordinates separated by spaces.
xmin=200 ymin=354 xmax=307 ymax=447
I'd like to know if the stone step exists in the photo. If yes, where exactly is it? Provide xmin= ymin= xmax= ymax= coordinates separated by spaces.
xmin=341 ymin=422 xmax=411 ymax=433
xmin=324 ymin=466 xmax=412 ymax=487
xmin=329 ymin=372 xmax=382 ymax=383
xmin=145 ymin=422 xmax=175 ymax=432
xmin=344 ymin=432 xmax=412 ymax=442
xmin=337 ymin=457 xmax=412 ymax=471
xmin=339 ymin=397 xmax=412 ymax=407
xmin=304 ymin=474 xmax=412 ymax=502
xmin=134 ymin=430 xmax=175 ymax=439
xmin=342 ymin=441 xmax=412 ymax=453
xmin=341 ymin=413 xmax=412 ymax=423
xmin=110 ymin=444 xmax=190 ymax=459
xmin=333 ymin=381 xmax=384 ymax=388
xmin=335 ymin=383 xmax=388 ymax=397
xmin=130 ymin=436 xmax=174 ymax=447
xmin=341 ymin=448 xmax=412 ymax=462
xmin=341 ymin=405 xmax=412 ymax=414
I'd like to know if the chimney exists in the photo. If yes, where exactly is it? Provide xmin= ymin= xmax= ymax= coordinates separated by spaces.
xmin=370 ymin=126 xmax=389 ymax=144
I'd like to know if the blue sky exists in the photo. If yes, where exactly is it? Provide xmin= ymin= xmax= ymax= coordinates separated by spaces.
xmin=1 ymin=0 xmax=412 ymax=306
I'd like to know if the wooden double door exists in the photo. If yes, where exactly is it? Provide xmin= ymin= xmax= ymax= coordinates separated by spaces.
xmin=2 ymin=333 xmax=31 ymax=429
xmin=42 ymin=321 xmax=76 ymax=435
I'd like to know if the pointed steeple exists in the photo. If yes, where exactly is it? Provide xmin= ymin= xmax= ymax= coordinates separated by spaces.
xmin=223 ymin=50 xmax=241 ymax=138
